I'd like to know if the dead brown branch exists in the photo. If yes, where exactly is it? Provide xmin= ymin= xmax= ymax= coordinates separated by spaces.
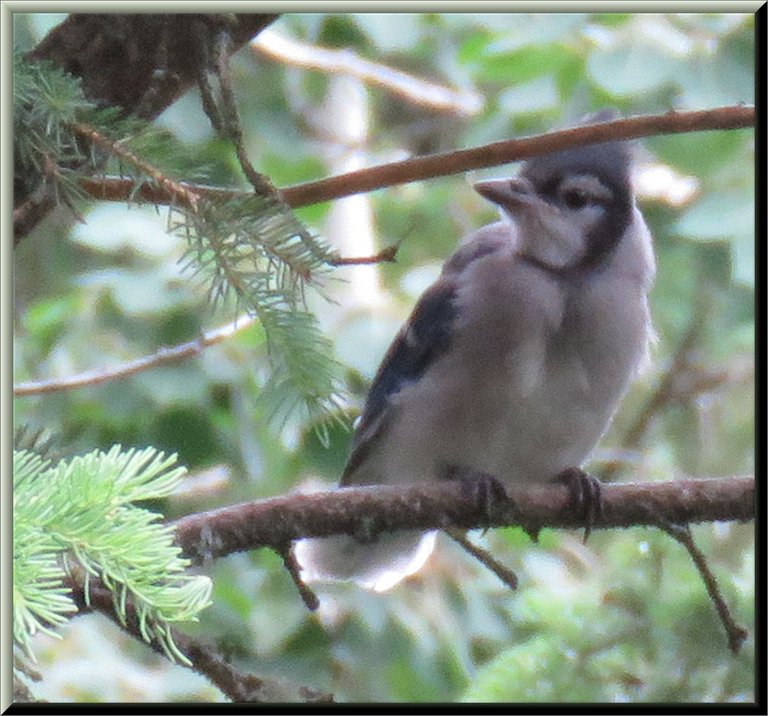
xmin=660 ymin=523 xmax=749 ymax=655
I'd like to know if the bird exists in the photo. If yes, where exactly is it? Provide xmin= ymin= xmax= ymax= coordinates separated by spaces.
xmin=294 ymin=110 xmax=656 ymax=592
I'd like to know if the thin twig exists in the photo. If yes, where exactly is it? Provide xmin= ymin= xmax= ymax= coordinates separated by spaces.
xmin=252 ymin=28 xmax=484 ymax=116
xmin=201 ymin=28 xmax=278 ymax=198
xmin=659 ymin=522 xmax=749 ymax=655
xmin=66 ymin=575 xmax=333 ymax=702
xmin=274 ymin=543 xmax=320 ymax=611
xmin=14 ymin=315 xmax=256 ymax=397
xmin=72 ymin=122 xmax=202 ymax=211
xmin=72 ymin=107 xmax=755 ymax=213
xmin=446 ymin=528 xmax=518 ymax=590
xmin=328 ymin=244 xmax=399 ymax=265
xmin=11 ymin=244 xmax=399 ymax=399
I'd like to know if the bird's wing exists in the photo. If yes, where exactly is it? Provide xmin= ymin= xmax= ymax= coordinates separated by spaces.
xmin=340 ymin=227 xmax=512 ymax=485
xmin=341 ymin=277 xmax=459 ymax=484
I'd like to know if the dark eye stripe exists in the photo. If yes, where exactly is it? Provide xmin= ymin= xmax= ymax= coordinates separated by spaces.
xmin=562 ymin=188 xmax=591 ymax=209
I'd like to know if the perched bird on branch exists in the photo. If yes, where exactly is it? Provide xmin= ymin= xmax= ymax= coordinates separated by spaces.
xmin=296 ymin=110 xmax=656 ymax=591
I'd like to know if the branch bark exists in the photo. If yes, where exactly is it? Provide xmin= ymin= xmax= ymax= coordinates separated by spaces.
xmin=171 ymin=476 xmax=754 ymax=564
xmin=75 ymin=106 xmax=755 ymax=212
xmin=15 ymin=13 xmax=279 ymax=241
xmin=280 ymin=105 xmax=754 ymax=207
xmin=29 ymin=14 xmax=278 ymax=119
xmin=66 ymin=577 xmax=333 ymax=703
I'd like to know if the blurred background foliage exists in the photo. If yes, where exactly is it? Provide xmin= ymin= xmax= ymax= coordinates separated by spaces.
xmin=13 ymin=11 xmax=754 ymax=704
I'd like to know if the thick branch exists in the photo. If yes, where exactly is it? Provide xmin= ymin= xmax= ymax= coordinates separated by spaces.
xmin=29 ymin=14 xmax=278 ymax=120
xmin=76 ymin=106 xmax=754 ymax=211
xmin=16 ymin=14 xmax=278 ymax=241
xmin=172 ymin=476 xmax=754 ymax=564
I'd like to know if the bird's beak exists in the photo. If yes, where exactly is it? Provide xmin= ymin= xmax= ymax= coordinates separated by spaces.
xmin=473 ymin=178 xmax=538 ymax=210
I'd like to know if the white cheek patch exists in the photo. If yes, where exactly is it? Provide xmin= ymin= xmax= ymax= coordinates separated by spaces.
xmin=532 ymin=212 xmax=589 ymax=268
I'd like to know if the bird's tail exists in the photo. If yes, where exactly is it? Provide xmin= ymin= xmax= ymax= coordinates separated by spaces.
xmin=294 ymin=530 xmax=437 ymax=592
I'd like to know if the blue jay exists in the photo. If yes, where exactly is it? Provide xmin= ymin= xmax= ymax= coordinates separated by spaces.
xmin=295 ymin=111 xmax=656 ymax=592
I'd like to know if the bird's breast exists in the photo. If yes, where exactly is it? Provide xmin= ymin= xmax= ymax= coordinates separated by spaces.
xmin=389 ymin=261 xmax=649 ymax=484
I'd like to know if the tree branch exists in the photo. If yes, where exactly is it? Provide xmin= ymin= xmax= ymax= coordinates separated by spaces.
xmin=66 ymin=577 xmax=333 ymax=703
xmin=16 ymin=14 xmax=279 ymax=242
xmin=280 ymin=106 xmax=754 ymax=206
xmin=171 ymin=476 xmax=754 ymax=565
xmin=59 ymin=476 xmax=752 ymax=692
xmin=13 ymin=315 xmax=257 ymax=397
xmin=659 ymin=523 xmax=749 ymax=655
xmin=251 ymin=28 xmax=484 ymax=116
xmin=29 ymin=14 xmax=278 ymax=120
xmin=73 ymin=106 xmax=754 ymax=213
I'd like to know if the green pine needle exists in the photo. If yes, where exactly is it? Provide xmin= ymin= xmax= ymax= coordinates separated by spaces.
xmin=13 ymin=447 xmax=212 ymax=665
xmin=15 ymin=50 xmax=349 ymax=427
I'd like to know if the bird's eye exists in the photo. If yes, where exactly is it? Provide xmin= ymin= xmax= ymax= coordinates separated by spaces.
xmin=557 ymin=175 xmax=613 ymax=211
xmin=562 ymin=187 xmax=591 ymax=210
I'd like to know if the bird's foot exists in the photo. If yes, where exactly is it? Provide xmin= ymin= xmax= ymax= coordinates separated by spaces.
xmin=442 ymin=464 xmax=509 ymax=525
xmin=556 ymin=467 xmax=603 ymax=543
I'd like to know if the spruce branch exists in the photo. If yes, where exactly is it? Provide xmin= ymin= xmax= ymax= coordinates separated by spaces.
xmin=14 ymin=54 xmax=346 ymax=423
xmin=13 ymin=447 xmax=212 ymax=664
xmin=67 ymin=577 xmax=333 ymax=703
xmin=15 ymin=14 xmax=278 ymax=241
xmin=176 ymin=194 xmax=346 ymax=423
xmin=71 ymin=121 xmax=202 ymax=210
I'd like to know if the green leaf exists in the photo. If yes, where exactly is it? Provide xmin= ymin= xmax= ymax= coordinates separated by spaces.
xmin=679 ymin=34 xmax=755 ymax=107
xmin=474 ymin=44 xmax=575 ymax=84
xmin=675 ymin=191 xmax=753 ymax=242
